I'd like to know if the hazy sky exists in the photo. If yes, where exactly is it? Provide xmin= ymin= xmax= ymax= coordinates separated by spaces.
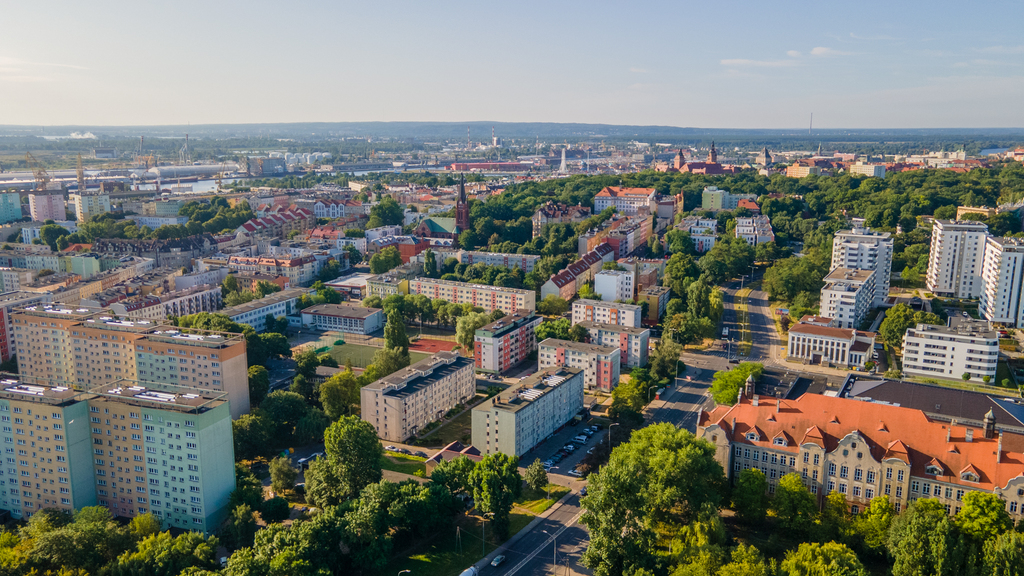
xmin=2 ymin=0 xmax=1023 ymax=128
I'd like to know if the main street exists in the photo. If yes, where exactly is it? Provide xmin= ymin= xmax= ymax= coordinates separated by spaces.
xmin=481 ymin=493 xmax=589 ymax=576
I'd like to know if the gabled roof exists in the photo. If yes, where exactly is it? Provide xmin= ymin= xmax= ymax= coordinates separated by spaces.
xmin=419 ymin=217 xmax=458 ymax=233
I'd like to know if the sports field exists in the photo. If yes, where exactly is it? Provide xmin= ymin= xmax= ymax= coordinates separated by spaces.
xmin=328 ymin=343 xmax=430 ymax=368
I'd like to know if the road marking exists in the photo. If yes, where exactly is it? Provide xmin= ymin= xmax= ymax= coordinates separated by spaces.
xmin=503 ymin=510 xmax=584 ymax=576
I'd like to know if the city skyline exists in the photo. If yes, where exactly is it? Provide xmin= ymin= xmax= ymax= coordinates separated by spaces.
xmin=1 ymin=0 xmax=1023 ymax=128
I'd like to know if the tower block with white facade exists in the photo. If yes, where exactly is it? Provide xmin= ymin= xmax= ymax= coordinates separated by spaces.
xmin=831 ymin=225 xmax=893 ymax=307
xmin=926 ymin=220 xmax=989 ymax=298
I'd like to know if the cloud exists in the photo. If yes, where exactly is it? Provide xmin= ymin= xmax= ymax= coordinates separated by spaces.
xmin=810 ymin=46 xmax=853 ymax=57
xmin=849 ymin=32 xmax=898 ymax=41
xmin=0 ymin=56 xmax=88 ymax=70
xmin=0 ymin=75 xmax=52 ymax=83
xmin=629 ymin=67 xmax=650 ymax=74
xmin=786 ymin=50 xmax=801 ymax=58
xmin=720 ymin=58 xmax=799 ymax=68
xmin=976 ymin=45 xmax=1024 ymax=54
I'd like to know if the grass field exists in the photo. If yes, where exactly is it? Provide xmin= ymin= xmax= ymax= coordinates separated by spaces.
xmin=419 ymin=404 xmax=476 ymax=447
xmin=387 ymin=512 xmax=534 ymax=576
xmin=515 ymin=484 xmax=570 ymax=515
xmin=327 ymin=343 xmax=430 ymax=368
xmin=380 ymin=453 xmax=427 ymax=476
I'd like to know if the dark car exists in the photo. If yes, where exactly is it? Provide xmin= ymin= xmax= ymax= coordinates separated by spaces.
xmin=414 ymin=451 xmax=428 ymax=458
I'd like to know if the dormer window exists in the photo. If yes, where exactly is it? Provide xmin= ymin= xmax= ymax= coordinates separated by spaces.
xmin=925 ymin=465 xmax=943 ymax=476
xmin=746 ymin=433 xmax=758 ymax=441
xmin=773 ymin=437 xmax=787 ymax=446
xmin=960 ymin=471 xmax=979 ymax=483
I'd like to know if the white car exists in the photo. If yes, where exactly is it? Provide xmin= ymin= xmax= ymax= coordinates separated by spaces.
xmin=491 ymin=555 xmax=507 ymax=567
xmin=385 ymin=445 xmax=398 ymax=452
xmin=568 ymin=469 xmax=582 ymax=477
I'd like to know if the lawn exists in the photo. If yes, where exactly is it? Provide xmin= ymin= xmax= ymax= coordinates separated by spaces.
xmin=419 ymin=406 xmax=475 ymax=447
xmin=328 ymin=342 xmax=430 ymax=368
xmin=380 ymin=453 xmax=427 ymax=476
xmin=515 ymin=484 xmax=570 ymax=515
xmin=386 ymin=512 xmax=534 ymax=576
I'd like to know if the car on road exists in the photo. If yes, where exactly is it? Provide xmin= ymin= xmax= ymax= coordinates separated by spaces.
xmin=398 ymin=448 xmax=411 ymax=455
xmin=491 ymin=555 xmax=507 ymax=567
xmin=580 ymin=486 xmax=588 ymax=496
xmin=728 ymin=359 xmax=739 ymax=364
xmin=414 ymin=451 xmax=428 ymax=458
xmin=568 ymin=468 xmax=582 ymax=477
xmin=587 ymin=447 xmax=596 ymax=454
xmin=385 ymin=445 xmax=398 ymax=452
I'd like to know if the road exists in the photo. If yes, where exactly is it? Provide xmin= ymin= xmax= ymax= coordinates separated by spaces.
xmin=482 ymin=493 xmax=590 ymax=576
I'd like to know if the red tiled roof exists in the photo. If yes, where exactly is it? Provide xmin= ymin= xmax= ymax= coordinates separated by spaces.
xmin=595 ymin=186 xmax=656 ymax=198
xmin=788 ymin=322 xmax=858 ymax=340
xmin=701 ymin=394 xmax=1024 ymax=491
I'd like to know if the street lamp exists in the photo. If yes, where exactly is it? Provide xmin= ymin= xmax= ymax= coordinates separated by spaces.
xmin=481 ymin=512 xmax=493 ymax=557
xmin=648 ymin=385 xmax=658 ymax=402
xmin=542 ymin=529 xmax=557 ymax=566
xmin=608 ymin=422 xmax=619 ymax=452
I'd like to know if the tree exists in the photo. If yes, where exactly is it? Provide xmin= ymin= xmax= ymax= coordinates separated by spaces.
xmin=525 ymin=458 xmax=548 ymax=492
xmin=581 ymin=424 xmax=725 ymax=576
xmin=819 ymin=491 xmax=854 ymax=544
xmin=956 ymin=491 xmax=1012 ymax=541
xmin=470 ymin=453 xmax=522 ymax=540
xmin=886 ymin=498 xmax=959 ymax=576
xmin=489 ymin=309 xmax=507 ymax=322
xmin=762 ymin=256 xmax=827 ymax=301
xmin=902 ymin=265 xmax=920 ymax=285
xmin=649 ymin=337 xmax=683 ymax=381
xmin=536 ymin=317 xmax=572 ymax=341
xmin=369 ymin=246 xmax=402 ymax=274
xmin=983 ymin=530 xmax=1024 ymax=576
xmin=369 ymin=346 xmax=410 ymax=378
xmin=568 ymin=323 xmax=589 ymax=343
xmin=383 ymin=310 xmax=409 ymax=355
xmin=260 ymin=496 xmax=291 ymax=523
xmin=537 ymin=295 xmax=569 ymax=316
xmin=429 ymin=454 xmax=477 ymax=496
xmin=647 ymin=233 xmax=663 ymax=257
xmin=230 ymin=464 xmax=264 ymax=511
xmin=879 ymin=303 xmax=943 ymax=346
xmin=232 ymin=413 xmax=273 ymax=460
xmin=781 ymin=542 xmax=867 ymax=576
xmin=853 ymin=495 xmax=896 ymax=554
xmin=270 ymin=456 xmax=299 ymax=494
xmin=772 ymin=473 xmax=817 ymax=534
xmin=367 ymin=196 xmax=403 ymax=228
xmin=456 ymin=311 xmax=491 ymax=350
xmin=260 ymin=391 xmax=309 ymax=438
xmin=320 ymin=369 xmax=360 ymax=420
xmin=423 ymin=248 xmax=438 ymax=278
xmin=718 ymin=543 xmax=776 ymax=576
xmin=39 ymin=224 xmax=71 ymax=251
xmin=323 ymin=416 xmax=384 ymax=500
xmin=304 ymin=456 xmax=346 ymax=509
xmin=710 ymin=362 xmax=763 ymax=405
xmin=664 ymin=253 xmax=699 ymax=297
xmin=247 ymin=364 xmax=272 ymax=405
xmin=107 ymin=531 xmax=220 ymax=576
xmin=731 ymin=468 xmax=769 ymax=523
xmin=222 ymin=504 xmax=258 ymax=550
xmin=963 ymin=372 xmax=972 ymax=382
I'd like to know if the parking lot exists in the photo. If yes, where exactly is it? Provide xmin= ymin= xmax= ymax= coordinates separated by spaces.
xmin=518 ymin=415 xmax=605 ymax=480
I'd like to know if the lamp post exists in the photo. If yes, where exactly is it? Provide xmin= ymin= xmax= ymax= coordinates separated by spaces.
xmin=608 ymin=422 xmax=619 ymax=452
xmin=481 ymin=512 xmax=493 ymax=557
xmin=648 ymin=385 xmax=658 ymax=402
xmin=542 ymin=529 xmax=557 ymax=566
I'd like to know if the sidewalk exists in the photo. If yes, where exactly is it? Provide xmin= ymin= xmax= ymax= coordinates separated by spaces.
xmin=469 ymin=488 xmax=579 ymax=572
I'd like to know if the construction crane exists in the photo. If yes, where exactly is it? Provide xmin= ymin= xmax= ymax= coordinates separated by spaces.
xmin=179 ymin=134 xmax=192 ymax=165
xmin=25 ymin=152 xmax=50 ymax=190
xmin=76 ymin=153 xmax=86 ymax=194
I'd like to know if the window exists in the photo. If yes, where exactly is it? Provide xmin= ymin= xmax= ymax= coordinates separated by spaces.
xmin=925 ymin=465 xmax=943 ymax=476
xmin=828 ymin=463 xmax=837 ymax=476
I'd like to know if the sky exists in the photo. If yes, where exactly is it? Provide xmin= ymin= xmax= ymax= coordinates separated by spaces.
xmin=2 ymin=0 xmax=1023 ymax=129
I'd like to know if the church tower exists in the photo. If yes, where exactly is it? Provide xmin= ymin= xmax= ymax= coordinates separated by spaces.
xmin=708 ymin=141 xmax=718 ymax=164
xmin=673 ymin=148 xmax=686 ymax=170
xmin=456 ymin=174 xmax=470 ymax=233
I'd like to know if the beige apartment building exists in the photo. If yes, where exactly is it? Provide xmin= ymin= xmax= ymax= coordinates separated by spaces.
xmin=360 ymin=351 xmax=475 ymax=442
xmin=407 ymin=278 xmax=536 ymax=315
xmin=10 ymin=305 xmax=250 ymax=418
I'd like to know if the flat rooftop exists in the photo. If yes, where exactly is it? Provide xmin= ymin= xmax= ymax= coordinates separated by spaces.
xmin=477 ymin=311 xmax=539 ymax=336
xmin=0 ymin=378 xmax=80 ymax=406
xmin=824 ymin=268 xmax=874 ymax=283
xmin=573 ymin=298 xmax=641 ymax=312
xmin=538 ymin=338 xmax=619 ymax=355
xmin=477 ymin=366 xmax=584 ymax=414
xmin=89 ymin=380 xmax=227 ymax=413
xmin=302 ymin=304 xmax=381 ymax=319
xmin=577 ymin=320 xmax=649 ymax=335
xmin=367 ymin=351 xmax=474 ymax=399
xmin=220 ymin=287 xmax=313 ymax=316
xmin=410 ymin=277 xmax=533 ymax=294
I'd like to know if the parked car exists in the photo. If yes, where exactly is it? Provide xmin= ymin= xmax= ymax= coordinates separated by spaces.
xmin=398 ymin=448 xmax=411 ymax=455
xmin=568 ymin=468 xmax=582 ymax=477
xmin=385 ymin=445 xmax=398 ymax=452
xmin=414 ymin=451 xmax=428 ymax=458
xmin=491 ymin=555 xmax=507 ymax=567
xmin=580 ymin=486 xmax=588 ymax=496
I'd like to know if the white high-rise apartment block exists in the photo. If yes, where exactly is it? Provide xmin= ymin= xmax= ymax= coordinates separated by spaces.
xmin=902 ymin=318 xmax=998 ymax=381
xmin=926 ymin=220 xmax=989 ymax=298
xmin=831 ymin=225 xmax=894 ymax=307
xmin=593 ymin=270 xmax=634 ymax=302
xmin=979 ymin=236 xmax=1024 ymax=326
xmin=820 ymin=268 xmax=876 ymax=329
